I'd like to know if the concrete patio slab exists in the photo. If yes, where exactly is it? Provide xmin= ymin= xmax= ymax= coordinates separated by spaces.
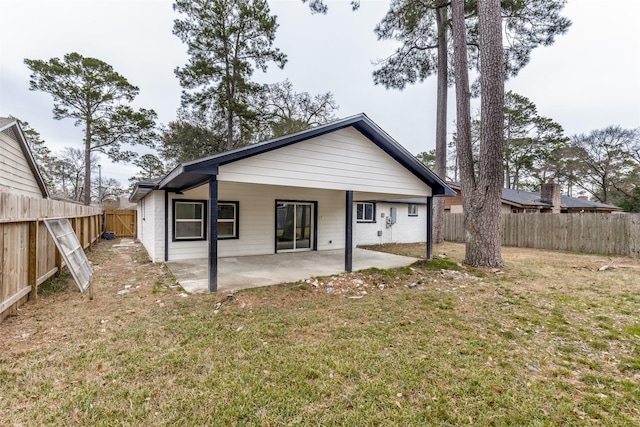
xmin=166 ymin=248 xmax=420 ymax=294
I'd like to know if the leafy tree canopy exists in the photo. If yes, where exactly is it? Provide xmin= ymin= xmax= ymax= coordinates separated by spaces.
xmin=173 ymin=0 xmax=287 ymax=150
xmin=564 ymin=126 xmax=639 ymax=206
xmin=24 ymin=52 xmax=157 ymax=205
xmin=415 ymin=150 xmax=436 ymax=170
xmin=128 ymin=154 xmax=169 ymax=187
xmin=496 ymin=91 xmax=567 ymax=189
xmin=373 ymin=0 xmax=571 ymax=90
xmin=160 ymin=116 xmax=228 ymax=167
xmin=253 ymin=79 xmax=338 ymax=140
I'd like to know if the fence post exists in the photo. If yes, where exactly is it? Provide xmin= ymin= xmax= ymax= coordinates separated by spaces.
xmin=28 ymin=220 xmax=38 ymax=300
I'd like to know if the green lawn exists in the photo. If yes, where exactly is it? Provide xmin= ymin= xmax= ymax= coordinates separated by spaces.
xmin=1 ymin=241 xmax=638 ymax=426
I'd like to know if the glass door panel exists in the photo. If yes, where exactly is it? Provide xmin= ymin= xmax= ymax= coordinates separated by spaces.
xmin=276 ymin=202 xmax=313 ymax=252
xmin=276 ymin=203 xmax=294 ymax=251
xmin=296 ymin=204 xmax=311 ymax=249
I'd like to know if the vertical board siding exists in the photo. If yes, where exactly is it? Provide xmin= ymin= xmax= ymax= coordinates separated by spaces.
xmin=445 ymin=213 xmax=640 ymax=256
xmin=218 ymin=127 xmax=432 ymax=196
xmin=0 ymin=193 xmax=102 ymax=322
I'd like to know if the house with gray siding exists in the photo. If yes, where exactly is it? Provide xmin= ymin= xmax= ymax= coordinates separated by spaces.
xmin=130 ymin=114 xmax=454 ymax=292
xmin=0 ymin=117 xmax=49 ymax=198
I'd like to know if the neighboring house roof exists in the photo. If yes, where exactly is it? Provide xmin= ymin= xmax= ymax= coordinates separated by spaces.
xmin=558 ymin=194 xmax=621 ymax=211
xmin=0 ymin=117 xmax=49 ymax=198
xmin=447 ymin=182 xmax=621 ymax=212
xmin=130 ymin=114 xmax=455 ymax=202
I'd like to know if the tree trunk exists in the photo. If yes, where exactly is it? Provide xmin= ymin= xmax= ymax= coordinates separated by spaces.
xmin=432 ymin=1 xmax=449 ymax=244
xmin=226 ymin=108 xmax=234 ymax=151
xmin=83 ymin=120 xmax=92 ymax=206
xmin=451 ymin=0 xmax=504 ymax=268
xmin=451 ymin=0 xmax=474 ymax=216
xmin=465 ymin=0 xmax=504 ymax=267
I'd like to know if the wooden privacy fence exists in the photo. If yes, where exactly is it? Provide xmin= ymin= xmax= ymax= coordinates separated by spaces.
xmin=445 ymin=213 xmax=640 ymax=257
xmin=104 ymin=209 xmax=137 ymax=238
xmin=0 ymin=193 xmax=102 ymax=322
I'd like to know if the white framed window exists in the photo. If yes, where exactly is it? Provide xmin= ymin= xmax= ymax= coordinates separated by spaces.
xmin=408 ymin=204 xmax=418 ymax=216
xmin=174 ymin=200 xmax=206 ymax=240
xmin=217 ymin=201 xmax=239 ymax=239
xmin=356 ymin=202 xmax=375 ymax=222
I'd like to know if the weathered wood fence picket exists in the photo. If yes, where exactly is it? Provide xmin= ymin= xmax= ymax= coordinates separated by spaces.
xmin=104 ymin=209 xmax=137 ymax=238
xmin=0 ymin=193 xmax=102 ymax=322
xmin=445 ymin=213 xmax=640 ymax=257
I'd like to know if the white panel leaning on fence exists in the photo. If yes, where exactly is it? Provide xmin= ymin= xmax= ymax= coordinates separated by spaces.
xmin=0 ymin=192 xmax=101 ymax=320
xmin=44 ymin=218 xmax=94 ymax=299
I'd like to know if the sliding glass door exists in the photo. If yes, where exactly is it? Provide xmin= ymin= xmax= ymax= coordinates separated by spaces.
xmin=276 ymin=202 xmax=313 ymax=252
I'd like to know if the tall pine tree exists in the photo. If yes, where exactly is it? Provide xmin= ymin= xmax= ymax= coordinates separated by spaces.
xmin=173 ymin=0 xmax=287 ymax=150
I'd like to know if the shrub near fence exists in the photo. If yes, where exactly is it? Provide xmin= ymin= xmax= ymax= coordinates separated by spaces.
xmin=445 ymin=213 xmax=640 ymax=257
xmin=0 ymin=193 xmax=102 ymax=322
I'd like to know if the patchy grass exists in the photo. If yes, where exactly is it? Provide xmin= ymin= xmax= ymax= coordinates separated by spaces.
xmin=37 ymin=272 xmax=71 ymax=296
xmin=1 ymin=241 xmax=639 ymax=425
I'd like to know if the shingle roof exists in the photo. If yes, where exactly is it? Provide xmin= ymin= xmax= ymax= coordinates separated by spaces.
xmin=447 ymin=182 xmax=621 ymax=211
xmin=559 ymin=195 xmax=620 ymax=210
xmin=130 ymin=114 xmax=456 ymax=202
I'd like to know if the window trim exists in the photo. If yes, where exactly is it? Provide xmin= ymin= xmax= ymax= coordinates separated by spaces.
xmin=173 ymin=199 xmax=207 ymax=241
xmin=217 ymin=201 xmax=239 ymax=240
xmin=356 ymin=202 xmax=376 ymax=223
xmin=408 ymin=204 xmax=418 ymax=216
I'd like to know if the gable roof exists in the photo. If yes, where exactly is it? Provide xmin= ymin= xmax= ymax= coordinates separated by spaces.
xmin=0 ymin=118 xmax=49 ymax=198
xmin=130 ymin=114 xmax=454 ymax=202
xmin=447 ymin=182 xmax=621 ymax=212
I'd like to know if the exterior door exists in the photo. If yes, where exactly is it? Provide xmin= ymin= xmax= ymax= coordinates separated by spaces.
xmin=276 ymin=202 xmax=313 ymax=252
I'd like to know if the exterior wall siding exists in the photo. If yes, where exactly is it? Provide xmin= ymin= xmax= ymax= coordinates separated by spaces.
xmin=137 ymin=191 xmax=164 ymax=262
xmin=140 ymin=183 xmax=425 ymax=262
xmin=217 ymin=127 xmax=432 ymax=197
xmin=355 ymin=203 xmax=427 ymax=246
xmin=164 ymin=182 xmax=348 ymax=261
xmin=0 ymin=129 xmax=43 ymax=198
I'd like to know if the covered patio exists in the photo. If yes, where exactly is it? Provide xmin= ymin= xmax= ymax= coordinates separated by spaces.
xmin=131 ymin=115 xmax=454 ymax=293
xmin=166 ymin=248 xmax=419 ymax=293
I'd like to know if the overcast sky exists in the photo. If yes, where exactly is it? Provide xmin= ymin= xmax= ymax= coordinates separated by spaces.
xmin=1 ymin=0 xmax=639 ymax=187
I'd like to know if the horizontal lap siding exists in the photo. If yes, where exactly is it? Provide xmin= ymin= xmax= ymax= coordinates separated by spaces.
xmin=0 ymin=131 xmax=42 ymax=197
xmin=218 ymin=127 xmax=431 ymax=196
xmin=165 ymin=183 xmax=347 ymax=261
xmin=138 ymin=192 xmax=164 ymax=262
xmin=355 ymin=203 xmax=426 ymax=246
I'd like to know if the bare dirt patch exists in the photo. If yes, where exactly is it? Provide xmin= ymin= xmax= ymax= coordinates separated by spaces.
xmin=0 ymin=239 xmax=175 ymax=361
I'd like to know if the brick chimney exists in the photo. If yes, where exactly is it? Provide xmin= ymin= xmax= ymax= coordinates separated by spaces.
xmin=540 ymin=178 xmax=561 ymax=213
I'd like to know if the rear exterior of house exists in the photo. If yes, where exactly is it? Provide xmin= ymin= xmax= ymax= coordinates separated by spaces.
xmin=131 ymin=115 xmax=454 ymax=290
